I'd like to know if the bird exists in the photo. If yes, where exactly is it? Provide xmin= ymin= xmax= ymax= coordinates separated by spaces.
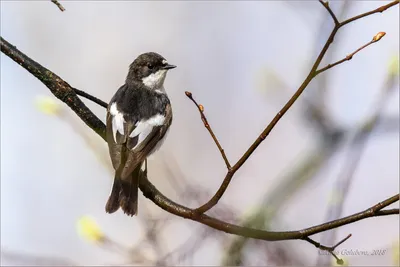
xmin=105 ymin=52 xmax=176 ymax=216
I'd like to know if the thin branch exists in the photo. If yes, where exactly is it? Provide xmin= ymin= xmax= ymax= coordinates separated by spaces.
xmin=339 ymin=0 xmax=399 ymax=27
xmin=319 ymin=0 xmax=339 ymax=25
xmin=73 ymin=87 xmax=108 ymax=108
xmin=193 ymin=25 xmax=337 ymax=213
xmin=315 ymin=32 xmax=386 ymax=75
xmin=305 ymin=0 xmax=351 ymax=136
xmin=193 ymin=1 xmax=397 ymax=214
xmin=304 ymin=234 xmax=352 ymax=265
xmin=185 ymin=91 xmax=231 ymax=170
xmin=51 ymin=0 xmax=65 ymax=12
xmin=297 ymin=194 xmax=399 ymax=237
xmin=375 ymin=209 xmax=399 ymax=216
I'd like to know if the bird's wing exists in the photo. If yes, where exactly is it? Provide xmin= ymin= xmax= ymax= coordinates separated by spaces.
xmin=106 ymin=110 xmax=128 ymax=171
xmin=120 ymin=103 xmax=172 ymax=179
xmin=106 ymin=102 xmax=172 ymax=179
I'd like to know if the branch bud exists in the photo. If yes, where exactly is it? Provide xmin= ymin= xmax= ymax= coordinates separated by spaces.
xmin=199 ymin=104 xmax=204 ymax=112
xmin=372 ymin=32 xmax=386 ymax=42
xmin=185 ymin=91 xmax=192 ymax=98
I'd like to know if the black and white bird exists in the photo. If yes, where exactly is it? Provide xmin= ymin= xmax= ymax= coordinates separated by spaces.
xmin=105 ymin=52 xmax=175 ymax=216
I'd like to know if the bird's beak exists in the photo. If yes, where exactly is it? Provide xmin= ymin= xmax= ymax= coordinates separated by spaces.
xmin=163 ymin=64 xmax=176 ymax=70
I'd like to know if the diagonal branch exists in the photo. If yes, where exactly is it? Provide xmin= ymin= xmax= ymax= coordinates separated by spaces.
xmin=73 ymin=87 xmax=108 ymax=108
xmin=192 ymin=0 xmax=398 ymax=214
xmin=139 ymin=171 xmax=399 ymax=241
xmin=340 ymin=0 xmax=399 ymax=27
xmin=185 ymin=91 xmax=231 ymax=170
xmin=315 ymin=32 xmax=386 ymax=75
xmin=319 ymin=0 xmax=339 ymax=26
xmin=0 ymin=36 xmax=106 ymax=140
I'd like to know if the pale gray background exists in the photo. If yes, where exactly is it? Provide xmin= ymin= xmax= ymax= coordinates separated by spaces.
xmin=1 ymin=1 xmax=399 ymax=266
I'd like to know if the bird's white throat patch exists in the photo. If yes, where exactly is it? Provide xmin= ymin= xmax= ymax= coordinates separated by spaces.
xmin=142 ymin=69 xmax=167 ymax=89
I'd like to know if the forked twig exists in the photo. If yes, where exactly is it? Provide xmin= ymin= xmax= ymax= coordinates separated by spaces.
xmin=316 ymin=32 xmax=386 ymax=75
xmin=192 ymin=1 xmax=398 ymax=215
xmin=319 ymin=0 xmax=339 ymax=25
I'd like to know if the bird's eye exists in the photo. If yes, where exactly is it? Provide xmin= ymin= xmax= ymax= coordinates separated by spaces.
xmin=147 ymin=64 xmax=153 ymax=69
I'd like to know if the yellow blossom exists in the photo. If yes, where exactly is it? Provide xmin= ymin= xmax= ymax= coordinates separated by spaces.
xmin=76 ymin=215 xmax=104 ymax=242
xmin=35 ymin=95 xmax=62 ymax=115
xmin=388 ymin=54 xmax=399 ymax=77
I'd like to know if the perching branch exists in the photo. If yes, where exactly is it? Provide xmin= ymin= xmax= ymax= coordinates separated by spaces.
xmin=139 ymin=171 xmax=398 ymax=241
xmin=191 ymin=0 xmax=398 ymax=214
xmin=1 ymin=1 xmax=399 ymax=264
xmin=0 ymin=37 xmax=106 ymax=140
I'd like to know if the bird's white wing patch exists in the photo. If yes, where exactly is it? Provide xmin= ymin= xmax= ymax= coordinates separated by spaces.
xmin=110 ymin=102 xmax=125 ymax=142
xmin=129 ymin=114 xmax=165 ymax=150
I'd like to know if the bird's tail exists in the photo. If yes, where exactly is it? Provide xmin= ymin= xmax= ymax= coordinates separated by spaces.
xmin=105 ymin=165 xmax=141 ymax=216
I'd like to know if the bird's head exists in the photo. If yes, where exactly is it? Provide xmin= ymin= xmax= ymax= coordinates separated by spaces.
xmin=126 ymin=52 xmax=176 ymax=89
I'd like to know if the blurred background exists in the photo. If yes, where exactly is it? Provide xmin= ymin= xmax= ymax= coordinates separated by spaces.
xmin=1 ymin=1 xmax=399 ymax=266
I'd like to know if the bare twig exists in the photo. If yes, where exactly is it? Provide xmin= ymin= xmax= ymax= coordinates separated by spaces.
xmin=193 ymin=1 xmax=398 ymax=214
xmin=304 ymin=234 xmax=352 ymax=265
xmin=315 ymin=32 xmax=386 ymax=75
xmin=319 ymin=0 xmax=339 ymax=25
xmin=73 ymin=87 xmax=108 ymax=108
xmin=185 ymin=91 xmax=231 ymax=169
xmin=138 ymin=165 xmax=399 ymax=240
xmin=305 ymin=0 xmax=351 ymax=134
xmin=340 ymin=0 xmax=399 ymax=27
xmin=51 ymin=0 xmax=65 ymax=12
